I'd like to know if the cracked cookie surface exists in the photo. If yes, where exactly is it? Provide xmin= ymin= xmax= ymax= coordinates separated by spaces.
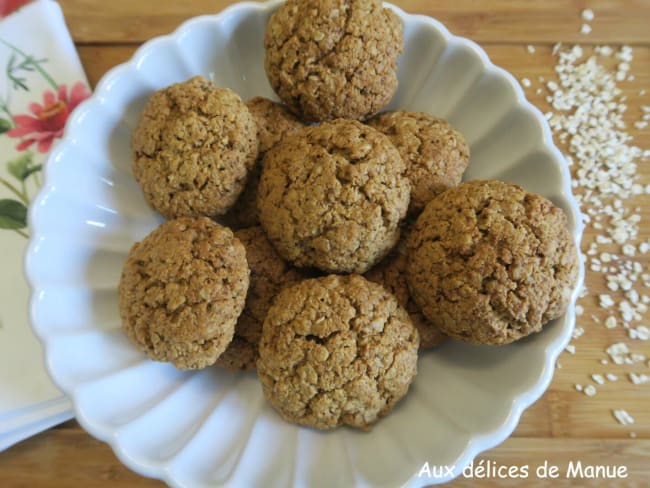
xmin=365 ymin=229 xmax=446 ymax=349
xmin=368 ymin=110 xmax=470 ymax=213
xmin=132 ymin=76 xmax=258 ymax=219
xmin=216 ymin=226 xmax=305 ymax=371
xmin=257 ymin=274 xmax=419 ymax=430
xmin=264 ymin=0 xmax=403 ymax=121
xmin=406 ymin=180 xmax=579 ymax=345
xmin=118 ymin=217 xmax=249 ymax=370
xmin=222 ymin=97 xmax=305 ymax=229
xmin=257 ymin=119 xmax=410 ymax=274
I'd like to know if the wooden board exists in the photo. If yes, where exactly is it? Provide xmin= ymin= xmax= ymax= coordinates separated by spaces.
xmin=1 ymin=1 xmax=649 ymax=486
xmin=59 ymin=0 xmax=650 ymax=44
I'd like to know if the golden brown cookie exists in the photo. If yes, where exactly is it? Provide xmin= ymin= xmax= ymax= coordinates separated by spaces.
xmin=216 ymin=226 xmax=304 ymax=371
xmin=257 ymin=119 xmax=410 ymax=274
xmin=365 ymin=233 xmax=446 ymax=349
xmin=368 ymin=111 xmax=470 ymax=213
xmin=118 ymin=217 xmax=249 ymax=370
xmin=264 ymin=0 xmax=403 ymax=121
xmin=406 ymin=180 xmax=579 ymax=345
xmin=257 ymin=274 xmax=419 ymax=430
xmin=247 ymin=97 xmax=306 ymax=154
xmin=222 ymin=97 xmax=305 ymax=229
xmin=132 ymin=76 xmax=258 ymax=219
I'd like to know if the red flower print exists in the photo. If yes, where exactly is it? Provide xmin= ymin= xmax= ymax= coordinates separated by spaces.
xmin=0 ymin=0 xmax=32 ymax=18
xmin=8 ymin=81 xmax=90 ymax=153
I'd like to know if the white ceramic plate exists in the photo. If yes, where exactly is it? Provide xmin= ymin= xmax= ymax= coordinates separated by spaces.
xmin=25 ymin=1 xmax=584 ymax=486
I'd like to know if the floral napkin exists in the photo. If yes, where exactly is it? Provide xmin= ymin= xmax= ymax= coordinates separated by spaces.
xmin=0 ymin=0 xmax=91 ymax=450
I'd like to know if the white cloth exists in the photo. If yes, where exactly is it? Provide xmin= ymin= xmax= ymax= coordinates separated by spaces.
xmin=0 ymin=0 xmax=90 ymax=450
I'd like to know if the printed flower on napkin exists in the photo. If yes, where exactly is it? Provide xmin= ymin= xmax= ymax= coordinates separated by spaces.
xmin=0 ymin=36 xmax=89 ymax=237
xmin=8 ymin=82 xmax=89 ymax=153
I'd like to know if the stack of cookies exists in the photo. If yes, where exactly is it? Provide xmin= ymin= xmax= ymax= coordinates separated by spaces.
xmin=118 ymin=0 xmax=579 ymax=431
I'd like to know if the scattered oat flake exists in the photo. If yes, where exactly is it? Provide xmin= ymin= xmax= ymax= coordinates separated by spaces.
xmin=623 ymin=244 xmax=636 ymax=256
xmin=630 ymin=432 xmax=637 ymax=438
xmin=598 ymin=45 xmax=613 ymax=56
xmin=592 ymin=373 xmax=605 ymax=385
xmin=635 ymin=325 xmax=649 ymax=340
xmin=629 ymin=373 xmax=649 ymax=385
xmin=599 ymin=295 xmax=615 ymax=308
xmin=545 ymin=44 xmax=650 ymax=426
xmin=565 ymin=344 xmax=576 ymax=354
xmin=613 ymin=409 xmax=635 ymax=425
xmin=628 ymin=325 xmax=649 ymax=340
xmin=580 ymin=24 xmax=592 ymax=35
xmin=521 ymin=77 xmax=531 ymax=88
xmin=608 ymin=343 xmax=629 ymax=355
xmin=575 ymin=383 xmax=583 ymax=392
xmin=607 ymin=342 xmax=630 ymax=364
xmin=581 ymin=9 xmax=595 ymax=21
xmin=527 ymin=45 xmax=536 ymax=54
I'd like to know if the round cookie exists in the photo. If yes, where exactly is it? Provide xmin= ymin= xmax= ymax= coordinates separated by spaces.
xmin=257 ymin=274 xmax=419 ymax=430
xmin=247 ymin=97 xmax=306 ymax=154
xmin=118 ymin=217 xmax=249 ymax=370
xmin=365 ymin=234 xmax=446 ymax=349
xmin=222 ymin=97 xmax=305 ymax=229
xmin=216 ymin=226 xmax=304 ymax=371
xmin=257 ymin=119 xmax=410 ymax=274
xmin=368 ymin=110 xmax=470 ymax=213
xmin=132 ymin=76 xmax=258 ymax=219
xmin=406 ymin=180 xmax=579 ymax=345
xmin=264 ymin=0 xmax=403 ymax=121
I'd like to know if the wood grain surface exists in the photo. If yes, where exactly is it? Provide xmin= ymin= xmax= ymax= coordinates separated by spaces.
xmin=1 ymin=0 xmax=649 ymax=486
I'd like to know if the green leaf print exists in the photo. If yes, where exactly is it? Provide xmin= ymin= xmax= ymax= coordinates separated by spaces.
xmin=0 ymin=198 xmax=28 ymax=230
xmin=0 ymin=117 xmax=11 ymax=134
xmin=6 ymin=152 xmax=40 ymax=181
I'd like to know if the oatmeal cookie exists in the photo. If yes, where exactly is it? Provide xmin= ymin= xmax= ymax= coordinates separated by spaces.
xmin=257 ymin=274 xmax=419 ymax=430
xmin=368 ymin=110 xmax=470 ymax=213
xmin=132 ymin=76 xmax=258 ymax=219
xmin=257 ymin=119 xmax=410 ymax=273
xmin=406 ymin=180 xmax=579 ymax=345
xmin=365 ymin=235 xmax=446 ymax=349
xmin=264 ymin=0 xmax=403 ymax=121
xmin=118 ymin=217 xmax=249 ymax=369
xmin=247 ymin=97 xmax=306 ymax=154
xmin=216 ymin=226 xmax=304 ymax=371
xmin=222 ymin=97 xmax=304 ymax=229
